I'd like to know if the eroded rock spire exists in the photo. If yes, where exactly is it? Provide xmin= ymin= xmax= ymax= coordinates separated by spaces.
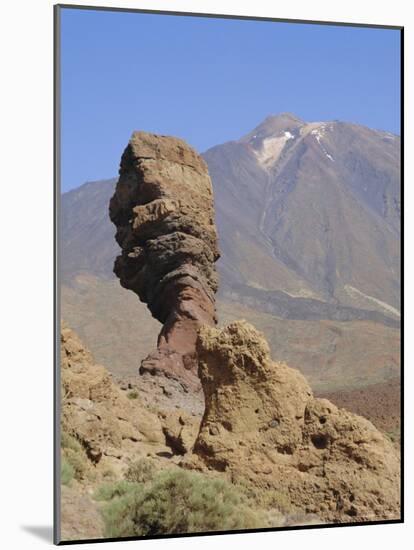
xmin=109 ymin=132 xmax=219 ymax=386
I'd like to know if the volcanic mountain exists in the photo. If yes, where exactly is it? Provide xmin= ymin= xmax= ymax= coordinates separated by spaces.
xmin=207 ymin=112 xmax=400 ymax=320
xmin=60 ymin=113 xmax=400 ymax=392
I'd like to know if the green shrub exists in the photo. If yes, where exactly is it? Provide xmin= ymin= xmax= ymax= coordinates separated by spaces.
xmin=61 ymin=431 xmax=83 ymax=452
xmin=63 ymin=447 xmax=89 ymax=481
xmin=61 ymin=431 xmax=90 ymax=481
xmin=94 ymin=480 xmax=133 ymax=502
xmin=260 ymin=489 xmax=295 ymax=514
xmin=235 ymin=477 xmax=295 ymax=514
xmin=127 ymin=391 xmax=139 ymax=400
xmin=102 ymin=465 xmax=117 ymax=481
xmin=386 ymin=428 xmax=400 ymax=444
xmin=98 ymin=469 xmax=263 ymax=537
xmin=124 ymin=458 xmax=156 ymax=483
xmin=61 ymin=458 xmax=74 ymax=486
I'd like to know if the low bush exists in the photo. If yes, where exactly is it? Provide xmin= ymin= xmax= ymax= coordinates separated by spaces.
xmin=94 ymin=480 xmax=133 ymax=502
xmin=97 ymin=468 xmax=263 ymax=537
xmin=61 ymin=458 xmax=74 ymax=486
xmin=61 ymin=430 xmax=90 ymax=481
xmin=61 ymin=431 xmax=83 ymax=453
xmin=124 ymin=458 xmax=156 ymax=483
xmin=127 ymin=390 xmax=139 ymax=400
xmin=235 ymin=477 xmax=295 ymax=514
xmin=63 ymin=447 xmax=89 ymax=481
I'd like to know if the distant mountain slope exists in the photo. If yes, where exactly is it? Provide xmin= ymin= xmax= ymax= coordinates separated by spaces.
xmin=59 ymin=114 xmax=401 ymax=390
xmin=61 ymin=178 xmax=117 ymax=281
xmin=205 ymin=113 xmax=400 ymax=320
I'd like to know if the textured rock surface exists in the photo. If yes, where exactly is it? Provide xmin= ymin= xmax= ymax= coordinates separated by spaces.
xmin=61 ymin=322 xmax=166 ymax=477
xmin=109 ymin=132 xmax=219 ymax=387
xmin=60 ymin=323 xmax=203 ymax=541
xmin=159 ymin=410 xmax=200 ymax=456
xmin=192 ymin=321 xmax=400 ymax=523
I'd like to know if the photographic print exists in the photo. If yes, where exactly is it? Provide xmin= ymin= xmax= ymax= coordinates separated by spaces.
xmin=54 ymin=5 xmax=402 ymax=544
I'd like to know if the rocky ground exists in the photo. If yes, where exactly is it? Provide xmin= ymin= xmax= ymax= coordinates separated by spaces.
xmin=59 ymin=322 xmax=400 ymax=541
xmin=60 ymin=323 xmax=199 ymax=541
xmin=60 ymin=484 xmax=104 ymax=541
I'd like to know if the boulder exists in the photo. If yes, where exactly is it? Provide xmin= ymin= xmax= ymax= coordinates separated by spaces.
xmin=159 ymin=410 xmax=200 ymax=456
xmin=192 ymin=321 xmax=400 ymax=523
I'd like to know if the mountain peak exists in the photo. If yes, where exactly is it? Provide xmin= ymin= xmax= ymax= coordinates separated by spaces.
xmin=240 ymin=112 xmax=304 ymax=144
xmin=264 ymin=112 xmax=303 ymax=124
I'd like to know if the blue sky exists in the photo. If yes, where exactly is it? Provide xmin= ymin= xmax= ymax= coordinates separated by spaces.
xmin=60 ymin=8 xmax=401 ymax=192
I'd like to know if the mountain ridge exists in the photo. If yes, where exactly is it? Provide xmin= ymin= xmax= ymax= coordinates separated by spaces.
xmin=204 ymin=113 xmax=400 ymax=319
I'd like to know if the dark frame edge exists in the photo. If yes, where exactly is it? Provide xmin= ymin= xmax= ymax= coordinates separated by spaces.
xmin=53 ymin=3 xmax=62 ymax=546
xmin=57 ymin=519 xmax=404 ymax=546
xmin=399 ymin=26 xmax=404 ymax=524
xmin=55 ymin=3 xmax=403 ymax=31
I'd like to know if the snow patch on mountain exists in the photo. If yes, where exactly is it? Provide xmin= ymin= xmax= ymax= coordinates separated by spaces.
xmin=311 ymin=124 xmax=335 ymax=162
xmin=253 ymin=132 xmax=295 ymax=169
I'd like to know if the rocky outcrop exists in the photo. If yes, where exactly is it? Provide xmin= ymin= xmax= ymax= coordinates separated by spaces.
xmin=159 ymin=410 xmax=200 ymax=456
xmin=61 ymin=322 xmax=166 ymax=478
xmin=191 ymin=321 xmax=400 ymax=523
xmin=109 ymin=132 xmax=219 ymax=388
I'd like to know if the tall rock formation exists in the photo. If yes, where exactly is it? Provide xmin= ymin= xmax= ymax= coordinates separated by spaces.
xmin=192 ymin=321 xmax=400 ymax=523
xmin=109 ymin=132 xmax=219 ymax=387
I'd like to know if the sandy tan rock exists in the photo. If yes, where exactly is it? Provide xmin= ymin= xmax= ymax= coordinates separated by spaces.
xmin=159 ymin=410 xmax=200 ymax=456
xmin=192 ymin=321 xmax=400 ymax=523
xmin=61 ymin=322 xmax=166 ymax=475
